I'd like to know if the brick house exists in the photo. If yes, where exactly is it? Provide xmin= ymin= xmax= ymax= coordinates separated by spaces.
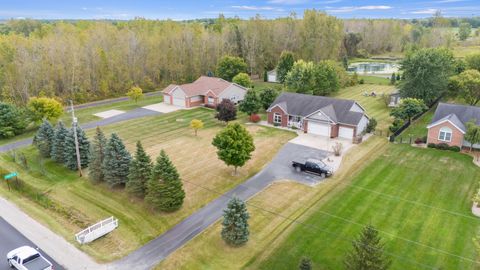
xmin=266 ymin=93 xmax=370 ymax=141
xmin=162 ymin=76 xmax=247 ymax=108
xmin=427 ymin=103 xmax=480 ymax=148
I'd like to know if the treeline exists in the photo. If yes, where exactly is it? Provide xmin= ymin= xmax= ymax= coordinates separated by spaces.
xmin=0 ymin=10 xmax=456 ymax=104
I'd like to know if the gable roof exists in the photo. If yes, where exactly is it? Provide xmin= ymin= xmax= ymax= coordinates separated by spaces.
xmin=162 ymin=76 xmax=246 ymax=97
xmin=428 ymin=103 xmax=480 ymax=132
xmin=267 ymin=92 xmax=367 ymax=126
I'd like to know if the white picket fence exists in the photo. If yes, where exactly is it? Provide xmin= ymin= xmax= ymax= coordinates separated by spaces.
xmin=75 ymin=216 xmax=119 ymax=244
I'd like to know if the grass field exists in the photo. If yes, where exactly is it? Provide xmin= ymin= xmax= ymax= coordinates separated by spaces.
xmin=255 ymin=144 xmax=480 ymax=270
xmin=395 ymin=110 xmax=434 ymax=143
xmin=358 ymin=75 xmax=391 ymax=85
xmin=0 ymin=108 xmax=295 ymax=262
xmin=156 ymin=136 xmax=389 ymax=270
xmin=333 ymin=84 xmax=396 ymax=133
xmin=0 ymin=94 xmax=163 ymax=146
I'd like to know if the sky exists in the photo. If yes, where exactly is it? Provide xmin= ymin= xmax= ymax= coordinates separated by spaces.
xmin=0 ymin=0 xmax=478 ymax=20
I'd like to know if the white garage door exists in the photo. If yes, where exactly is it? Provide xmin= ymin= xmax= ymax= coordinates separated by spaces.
xmin=163 ymin=94 xmax=172 ymax=105
xmin=339 ymin=126 xmax=354 ymax=139
xmin=172 ymin=97 xmax=185 ymax=107
xmin=308 ymin=122 xmax=330 ymax=137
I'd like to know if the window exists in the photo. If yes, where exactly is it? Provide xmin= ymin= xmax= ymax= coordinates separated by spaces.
xmin=438 ymin=127 xmax=452 ymax=142
xmin=274 ymin=113 xmax=282 ymax=124
xmin=207 ymin=97 xmax=214 ymax=104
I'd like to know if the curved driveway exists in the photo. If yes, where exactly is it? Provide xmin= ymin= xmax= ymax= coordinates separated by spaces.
xmin=111 ymin=143 xmax=328 ymax=270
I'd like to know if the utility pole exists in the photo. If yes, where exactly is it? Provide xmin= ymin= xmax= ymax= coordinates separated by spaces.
xmin=69 ymin=100 xmax=83 ymax=177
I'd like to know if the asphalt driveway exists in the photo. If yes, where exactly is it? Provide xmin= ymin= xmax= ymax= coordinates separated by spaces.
xmin=0 ymin=217 xmax=64 ymax=270
xmin=112 ymin=143 xmax=328 ymax=270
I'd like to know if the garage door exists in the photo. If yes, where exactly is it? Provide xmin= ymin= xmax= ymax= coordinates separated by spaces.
xmin=172 ymin=97 xmax=185 ymax=107
xmin=163 ymin=94 xmax=172 ymax=105
xmin=308 ymin=122 xmax=330 ymax=137
xmin=339 ymin=126 xmax=354 ymax=139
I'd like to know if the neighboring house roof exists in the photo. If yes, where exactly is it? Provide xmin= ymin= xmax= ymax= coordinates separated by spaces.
xmin=428 ymin=103 xmax=480 ymax=133
xmin=162 ymin=76 xmax=246 ymax=97
xmin=267 ymin=92 xmax=367 ymax=126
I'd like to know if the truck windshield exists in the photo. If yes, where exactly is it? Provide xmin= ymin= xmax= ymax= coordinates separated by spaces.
xmin=23 ymin=253 xmax=40 ymax=264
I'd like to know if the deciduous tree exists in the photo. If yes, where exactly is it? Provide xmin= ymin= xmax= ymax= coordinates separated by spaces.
xmin=127 ymin=86 xmax=143 ymax=103
xmin=232 ymin=72 xmax=252 ymax=88
xmin=221 ymin=197 xmax=249 ymax=246
xmin=466 ymin=53 xmax=480 ymax=71
xmin=451 ymin=69 xmax=480 ymax=105
xmin=145 ymin=150 xmax=185 ymax=211
xmin=215 ymin=99 xmax=237 ymax=123
xmin=216 ymin=56 xmax=248 ymax=81
xmin=458 ymin=22 xmax=472 ymax=41
xmin=276 ymin=51 xmax=295 ymax=83
xmin=27 ymin=97 xmax=63 ymax=123
xmin=103 ymin=133 xmax=131 ymax=187
xmin=465 ymin=121 xmax=480 ymax=152
xmin=190 ymin=119 xmax=204 ymax=136
xmin=127 ymin=141 xmax=153 ymax=197
xmin=212 ymin=123 xmax=255 ymax=174
xmin=239 ymin=90 xmax=261 ymax=116
xmin=390 ymin=98 xmax=427 ymax=123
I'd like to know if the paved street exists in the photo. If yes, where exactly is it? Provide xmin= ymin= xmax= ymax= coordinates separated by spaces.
xmin=112 ymin=143 xmax=328 ymax=270
xmin=0 ymin=107 xmax=161 ymax=153
xmin=0 ymin=217 xmax=64 ymax=270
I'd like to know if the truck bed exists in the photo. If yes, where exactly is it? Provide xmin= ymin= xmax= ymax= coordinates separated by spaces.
xmin=24 ymin=257 xmax=51 ymax=270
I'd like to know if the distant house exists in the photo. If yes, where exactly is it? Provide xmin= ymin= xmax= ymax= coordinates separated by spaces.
xmin=267 ymin=70 xmax=278 ymax=83
xmin=162 ymin=76 xmax=247 ymax=108
xmin=267 ymin=93 xmax=370 ymax=141
xmin=388 ymin=90 xmax=401 ymax=107
xmin=427 ymin=103 xmax=480 ymax=148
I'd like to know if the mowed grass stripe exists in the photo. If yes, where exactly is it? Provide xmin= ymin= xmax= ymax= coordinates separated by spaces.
xmin=258 ymin=144 xmax=480 ymax=270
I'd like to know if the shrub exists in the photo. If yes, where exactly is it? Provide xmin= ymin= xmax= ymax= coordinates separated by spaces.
xmin=273 ymin=122 xmax=280 ymax=127
xmin=436 ymin=143 xmax=450 ymax=150
xmin=449 ymin=146 xmax=461 ymax=152
xmin=359 ymin=79 xmax=365 ymax=84
xmin=332 ymin=142 xmax=343 ymax=156
xmin=414 ymin=138 xmax=424 ymax=144
xmin=389 ymin=119 xmax=404 ymax=133
xmin=427 ymin=143 xmax=436 ymax=148
xmin=365 ymin=118 xmax=377 ymax=133
xmin=249 ymin=114 xmax=261 ymax=123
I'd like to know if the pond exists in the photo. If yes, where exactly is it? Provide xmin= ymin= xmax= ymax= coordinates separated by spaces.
xmin=347 ymin=62 xmax=399 ymax=74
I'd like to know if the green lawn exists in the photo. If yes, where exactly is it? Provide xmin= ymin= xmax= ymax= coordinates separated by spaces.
xmin=358 ymin=75 xmax=391 ymax=85
xmin=395 ymin=110 xmax=434 ymax=143
xmin=252 ymin=80 xmax=283 ymax=90
xmin=333 ymin=84 xmax=396 ymax=133
xmin=0 ymin=94 xmax=163 ymax=146
xmin=256 ymin=144 xmax=480 ymax=270
xmin=0 ymin=108 xmax=295 ymax=262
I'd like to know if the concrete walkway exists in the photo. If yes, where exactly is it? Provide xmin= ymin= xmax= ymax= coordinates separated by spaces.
xmin=111 ymin=143 xmax=328 ymax=269
xmin=0 ymin=197 xmax=102 ymax=270
xmin=0 ymin=108 xmax=161 ymax=153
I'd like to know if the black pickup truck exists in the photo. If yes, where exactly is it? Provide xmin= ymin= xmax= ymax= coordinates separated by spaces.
xmin=292 ymin=158 xmax=333 ymax=177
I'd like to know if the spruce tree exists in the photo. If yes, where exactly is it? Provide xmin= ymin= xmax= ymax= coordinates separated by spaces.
xmin=145 ymin=150 xmax=185 ymax=211
xmin=51 ymin=121 xmax=68 ymax=163
xmin=221 ymin=197 xmax=249 ymax=246
xmin=126 ymin=141 xmax=153 ymax=197
xmin=103 ymin=133 xmax=131 ymax=187
xmin=299 ymin=257 xmax=312 ymax=270
xmin=344 ymin=225 xmax=391 ymax=270
xmin=35 ymin=119 xmax=55 ymax=158
xmin=64 ymin=124 xmax=90 ymax=170
xmin=390 ymin=73 xmax=396 ymax=85
xmin=89 ymin=127 xmax=107 ymax=182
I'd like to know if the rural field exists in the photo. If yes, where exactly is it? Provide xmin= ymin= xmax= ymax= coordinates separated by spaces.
xmin=0 ymin=107 xmax=296 ymax=261
xmin=156 ymin=136 xmax=388 ymax=269
xmin=254 ymin=144 xmax=480 ymax=270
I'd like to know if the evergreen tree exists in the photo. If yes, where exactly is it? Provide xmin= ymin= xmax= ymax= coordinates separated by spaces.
xmin=51 ymin=121 xmax=68 ymax=163
xmin=145 ymin=150 xmax=185 ymax=211
xmin=342 ymin=55 xmax=349 ymax=70
xmin=89 ymin=127 xmax=107 ymax=182
xmin=396 ymin=73 xmax=401 ymax=81
xmin=344 ymin=225 xmax=391 ymax=270
xmin=64 ymin=124 xmax=90 ymax=170
xmin=35 ymin=119 xmax=55 ymax=158
xmin=263 ymin=70 xmax=268 ymax=82
xmin=299 ymin=257 xmax=312 ymax=270
xmin=103 ymin=133 xmax=131 ymax=187
xmin=221 ymin=197 xmax=250 ymax=246
xmin=390 ymin=73 xmax=396 ymax=85
xmin=239 ymin=89 xmax=261 ymax=116
xmin=127 ymin=141 xmax=153 ymax=197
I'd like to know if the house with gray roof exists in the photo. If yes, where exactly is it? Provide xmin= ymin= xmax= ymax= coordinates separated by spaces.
xmin=266 ymin=92 xmax=370 ymax=141
xmin=427 ymin=103 xmax=480 ymax=148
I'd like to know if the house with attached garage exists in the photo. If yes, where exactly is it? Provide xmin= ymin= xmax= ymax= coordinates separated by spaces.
xmin=427 ymin=103 xmax=480 ymax=148
xmin=267 ymin=92 xmax=370 ymax=141
xmin=162 ymin=76 xmax=248 ymax=108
